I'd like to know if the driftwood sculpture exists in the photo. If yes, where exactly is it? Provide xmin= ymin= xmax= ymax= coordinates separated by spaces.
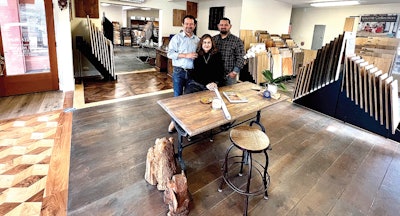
xmin=164 ymin=171 xmax=190 ymax=216
xmin=145 ymin=137 xmax=177 ymax=190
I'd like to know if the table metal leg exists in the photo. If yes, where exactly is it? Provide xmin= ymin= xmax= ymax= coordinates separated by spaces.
xmin=249 ymin=111 xmax=265 ymax=132
xmin=177 ymin=131 xmax=186 ymax=171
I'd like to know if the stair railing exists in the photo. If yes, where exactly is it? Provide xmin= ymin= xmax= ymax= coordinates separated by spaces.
xmin=86 ymin=15 xmax=116 ymax=80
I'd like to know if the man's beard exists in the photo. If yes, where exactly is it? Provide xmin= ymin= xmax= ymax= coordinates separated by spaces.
xmin=220 ymin=30 xmax=228 ymax=34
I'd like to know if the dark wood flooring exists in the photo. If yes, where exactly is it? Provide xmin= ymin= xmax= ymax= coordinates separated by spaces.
xmin=68 ymin=90 xmax=400 ymax=216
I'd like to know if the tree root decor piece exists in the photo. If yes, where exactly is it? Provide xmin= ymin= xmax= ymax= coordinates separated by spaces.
xmin=164 ymin=171 xmax=190 ymax=216
xmin=144 ymin=137 xmax=177 ymax=190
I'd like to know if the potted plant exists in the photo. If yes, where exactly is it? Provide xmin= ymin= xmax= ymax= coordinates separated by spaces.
xmin=262 ymin=69 xmax=290 ymax=94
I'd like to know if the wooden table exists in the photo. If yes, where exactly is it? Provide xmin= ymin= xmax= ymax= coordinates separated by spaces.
xmin=157 ymin=82 xmax=289 ymax=170
xmin=155 ymin=48 xmax=173 ymax=76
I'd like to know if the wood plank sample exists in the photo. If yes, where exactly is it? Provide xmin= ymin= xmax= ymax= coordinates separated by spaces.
xmin=303 ymin=49 xmax=318 ymax=65
xmin=389 ymin=80 xmax=399 ymax=134
xmin=173 ymin=9 xmax=186 ymax=26
xmin=384 ymin=76 xmax=394 ymax=129
xmin=75 ymin=0 xmax=99 ymax=18
xmin=378 ymin=73 xmax=389 ymax=125
xmin=272 ymin=54 xmax=282 ymax=79
xmin=350 ymin=59 xmax=365 ymax=102
xmin=282 ymin=57 xmax=293 ymax=76
xmin=368 ymin=67 xmax=379 ymax=118
xmin=343 ymin=17 xmax=355 ymax=31
xmin=371 ymin=69 xmax=382 ymax=121
xmin=333 ymin=34 xmax=345 ymax=81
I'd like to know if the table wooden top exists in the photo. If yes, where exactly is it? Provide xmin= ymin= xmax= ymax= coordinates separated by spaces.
xmin=157 ymin=82 xmax=289 ymax=136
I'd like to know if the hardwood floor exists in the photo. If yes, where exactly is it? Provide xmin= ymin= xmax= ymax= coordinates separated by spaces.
xmin=67 ymin=93 xmax=400 ymax=216
xmin=1 ymin=76 xmax=399 ymax=216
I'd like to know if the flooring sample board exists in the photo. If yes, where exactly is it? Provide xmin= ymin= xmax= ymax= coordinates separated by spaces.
xmin=305 ymin=61 xmax=315 ymax=94
xmin=317 ymin=43 xmax=329 ymax=88
xmin=282 ymin=57 xmax=293 ymax=76
xmin=379 ymin=73 xmax=389 ymax=125
xmin=310 ymin=49 xmax=322 ymax=91
xmin=390 ymin=80 xmax=399 ymax=134
xmin=358 ymin=63 xmax=369 ymax=110
xmin=346 ymin=56 xmax=361 ymax=98
xmin=293 ymin=66 xmax=304 ymax=99
xmin=385 ymin=76 xmax=394 ymax=129
xmin=334 ymin=34 xmax=345 ymax=81
xmin=363 ymin=64 xmax=374 ymax=113
xmin=293 ymin=51 xmax=304 ymax=76
xmin=368 ymin=68 xmax=380 ymax=118
xmin=343 ymin=17 xmax=355 ymax=32
xmin=351 ymin=59 xmax=365 ymax=102
xmin=303 ymin=49 xmax=318 ymax=66
xmin=372 ymin=69 xmax=382 ymax=121
xmin=360 ymin=55 xmax=393 ymax=74
xmin=272 ymin=54 xmax=282 ymax=79
xmin=325 ymin=40 xmax=337 ymax=85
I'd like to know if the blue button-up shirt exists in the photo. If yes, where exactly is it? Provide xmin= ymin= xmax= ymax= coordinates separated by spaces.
xmin=167 ymin=31 xmax=199 ymax=69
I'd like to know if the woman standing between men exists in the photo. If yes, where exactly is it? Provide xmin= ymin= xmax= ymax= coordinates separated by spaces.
xmin=167 ymin=15 xmax=199 ymax=133
xmin=185 ymin=34 xmax=225 ymax=94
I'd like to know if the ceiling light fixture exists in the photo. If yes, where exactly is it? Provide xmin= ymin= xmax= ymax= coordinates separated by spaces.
xmin=101 ymin=3 xmax=111 ymax=6
xmin=310 ymin=1 xmax=360 ymax=7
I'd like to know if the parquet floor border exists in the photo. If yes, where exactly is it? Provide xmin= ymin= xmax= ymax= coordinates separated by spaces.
xmin=0 ymin=110 xmax=71 ymax=216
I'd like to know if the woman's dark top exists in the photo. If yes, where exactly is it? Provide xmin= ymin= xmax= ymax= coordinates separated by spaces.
xmin=190 ymin=52 xmax=225 ymax=87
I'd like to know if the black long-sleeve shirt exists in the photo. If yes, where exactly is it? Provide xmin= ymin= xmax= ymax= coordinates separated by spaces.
xmin=190 ymin=52 xmax=225 ymax=86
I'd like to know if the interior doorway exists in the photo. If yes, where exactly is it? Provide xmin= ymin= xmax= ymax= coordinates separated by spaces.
xmin=311 ymin=25 xmax=326 ymax=50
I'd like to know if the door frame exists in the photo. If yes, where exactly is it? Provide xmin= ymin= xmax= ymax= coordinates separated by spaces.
xmin=0 ymin=0 xmax=59 ymax=96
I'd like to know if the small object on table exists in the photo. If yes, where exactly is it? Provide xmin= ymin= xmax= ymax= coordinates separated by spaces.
xmin=271 ymin=93 xmax=281 ymax=100
xmin=263 ymin=90 xmax=271 ymax=98
xmin=200 ymin=97 xmax=213 ymax=104
xmin=212 ymin=98 xmax=222 ymax=109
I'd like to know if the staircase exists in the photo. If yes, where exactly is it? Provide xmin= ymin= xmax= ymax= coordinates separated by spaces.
xmin=75 ymin=16 xmax=116 ymax=81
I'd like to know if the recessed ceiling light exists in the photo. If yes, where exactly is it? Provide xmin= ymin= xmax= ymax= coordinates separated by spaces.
xmin=100 ymin=3 xmax=111 ymax=7
xmin=122 ymin=6 xmax=137 ymax=10
xmin=311 ymin=1 xmax=360 ymax=7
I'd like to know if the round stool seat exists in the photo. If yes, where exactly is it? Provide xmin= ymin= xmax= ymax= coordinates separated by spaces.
xmin=219 ymin=125 xmax=271 ymax=215
xmin=230 ymin=126 xmax=270 ymax=152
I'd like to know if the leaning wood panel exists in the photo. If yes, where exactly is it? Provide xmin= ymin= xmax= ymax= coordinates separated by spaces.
xmin=390 ymin=80 xmax=399 ymax=134
xmin=361 ymin=55 xmax=394 ymax=74
xmin=368 ymin=67 xmax=379 ymax=118
xmin=384 ymin=76 xmax=394 ymax=129
xmin=379 ymin=73 xmax=389 ymax=125
xmin=371 ymin=69 xmax=381 ymax=120
xmin=303 ymin=49 xmax=318 ymax=65
xmin=334 ymin=34 xmax=346 ymax=81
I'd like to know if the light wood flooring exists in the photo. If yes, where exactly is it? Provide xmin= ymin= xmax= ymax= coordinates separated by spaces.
xmin=1 ymin=76 xmax=400 ymax=215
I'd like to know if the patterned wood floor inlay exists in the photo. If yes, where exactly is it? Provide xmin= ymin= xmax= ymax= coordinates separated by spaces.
xmin=83 ymin=71 xmax=173 ymax=103
xmin=0 ymin=111 xmax=61 ymax=216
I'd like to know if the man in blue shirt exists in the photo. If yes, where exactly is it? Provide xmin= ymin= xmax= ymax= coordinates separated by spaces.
xmin=167 ymin=15 xmax=200 ymax=132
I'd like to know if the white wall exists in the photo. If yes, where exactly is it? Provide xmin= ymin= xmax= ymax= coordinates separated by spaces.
xmin=197 ymin=0 xmax=243 ymax=37
xmin=291 ymin=3 xmax=400 ymax=50
xmin=240 ymin=0 xmax=292 ymax=34
xmin=196 ymin=0 xmax=292 ymax=37
xmin=100 ymin=4 xmax=125 ymax=25
xmin=53 ymin=0 xmax=74 ymax=92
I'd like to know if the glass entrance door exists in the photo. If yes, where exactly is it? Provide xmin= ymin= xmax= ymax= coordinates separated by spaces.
xmin=0 ymin=0 xmax=58 ymax=96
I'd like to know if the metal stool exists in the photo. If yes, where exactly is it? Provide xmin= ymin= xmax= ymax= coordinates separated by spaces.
xmin=218 ymin=125 xmax=271 ymax=216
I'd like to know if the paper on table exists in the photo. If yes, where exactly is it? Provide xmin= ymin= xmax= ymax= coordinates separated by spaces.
xmin=214 ymin=88 xmax=232 ymax=120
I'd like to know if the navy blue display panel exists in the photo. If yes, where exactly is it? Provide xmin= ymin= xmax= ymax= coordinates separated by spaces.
xmin=294 ymin=72 xmax=400 ymax=142
xmin=293 ymin=75 xmax=342 ymax=117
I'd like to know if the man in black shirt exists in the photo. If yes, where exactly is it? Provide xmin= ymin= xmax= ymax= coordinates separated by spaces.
xmin=213 ymin=17 xmax=245 ymax=86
